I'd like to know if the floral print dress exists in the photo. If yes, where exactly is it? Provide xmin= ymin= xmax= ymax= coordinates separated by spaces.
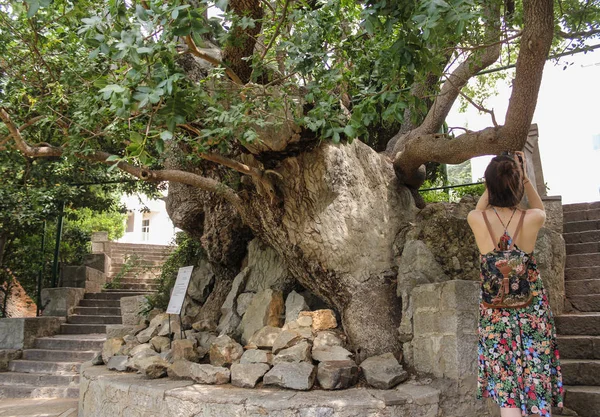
xmin=477 ymin=213 xmax=564 ymax=416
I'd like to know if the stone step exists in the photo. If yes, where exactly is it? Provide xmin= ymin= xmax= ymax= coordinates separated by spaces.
xmin=564 ymin=230 xmax=600 ymax=245
xmin=78 ymin=299 xmax=121 ymax=308
xmin=34 ymin=335 xmax=106 ymax=351
xmin=567 ymin=242 xmax=600 ymax=255
xmin=566 ymin=279 xmax=600 ymax=296
xmin=73 ymin=306 xmax=122 ymax=316
xmin=564 ymin=385 xmax=600 ymax=417
xmin=104 ymin=284 xmax=157 ymax=291
xmin=564 ymin=208 xmax=600 ymax=223
xmin=564 ymin=220 xmax=600 ymax=234
xmin=565 ymin=267 xmax=600 ymax=281
xmin=0 ymin=371 xmax=79 ymax=386
xmin=8 ymin=360 xmax=82 ymax=374
xmin=566 ymin=253 xmax=600 ymax=269
xmin=67 ymin=315 xmax=122 ymax=325
xmin=22 ymin=349 xmax=98 ymax=362
xmin=557 ymin=336 xmax=600 ymax=359
xmin=567 ymin=295 xmax=600 ymax=312
xmin=0 ymin=383 xmax=79 ymax=399
xmin=563 ymin=202 xmax=600 ymax=212
xmin=60 ymin=323 xmax=107 ymax=334
xmin=119 ymin=278 xmax=158 ymax=284
xmin=85 ymin=291 xmax=151 ymax=300
xmin=556 ymin=313 xmax=600 ymax=335
xmin=562 ymin=359 xmax=600 ymax=386
xmin=119 ymin=285 xmax=158 ymax=291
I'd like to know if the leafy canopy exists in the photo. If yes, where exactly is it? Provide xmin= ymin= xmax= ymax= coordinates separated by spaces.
xmin=0 ymin=0 xmax=598 ymax=168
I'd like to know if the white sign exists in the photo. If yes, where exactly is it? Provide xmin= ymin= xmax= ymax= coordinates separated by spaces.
xmin=166 ymin=266 xmax=194 ymax=315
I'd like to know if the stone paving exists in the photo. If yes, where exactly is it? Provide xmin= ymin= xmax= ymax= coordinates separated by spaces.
xmin=0 ymin=398 xmax=77 ymax=417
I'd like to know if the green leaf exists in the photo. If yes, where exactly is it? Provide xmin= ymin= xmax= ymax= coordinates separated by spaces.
xmin=105 ymin=155 xmax=120 ymax=162
xmin=215 ymin=0 xmax=228 ymax=11
xmin=26 ymin=0 xmax=40 ymax=18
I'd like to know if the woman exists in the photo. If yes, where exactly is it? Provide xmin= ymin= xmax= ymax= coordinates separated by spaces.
xmin=467 ymin=151 xmax=564 ymax=417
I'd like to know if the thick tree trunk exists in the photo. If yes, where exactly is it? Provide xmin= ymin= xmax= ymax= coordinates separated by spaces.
xmin=167 ymin=139 xmax=414 ymax=358
xmin=242 ymin=140 xmax=415 ymax=358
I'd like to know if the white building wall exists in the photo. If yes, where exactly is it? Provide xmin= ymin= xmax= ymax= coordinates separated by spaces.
xmin=116 ymin=193 xmax=177 ymax=245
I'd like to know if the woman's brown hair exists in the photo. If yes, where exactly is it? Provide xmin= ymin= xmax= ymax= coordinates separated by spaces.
xmin=484 ymin=155 xmax=524 ymax=208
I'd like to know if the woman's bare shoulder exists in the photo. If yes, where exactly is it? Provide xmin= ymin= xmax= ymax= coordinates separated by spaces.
xmin=524 ymin=208 xmax=546 ymax=225
xmin=467 ymin=209 xmax=484 ymax=225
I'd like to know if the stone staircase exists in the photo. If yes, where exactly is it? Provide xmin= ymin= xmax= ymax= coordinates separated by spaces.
xmin=0 ymin=243 xmax=171 ymax=399
xmin=105 ymin=243 xmax=171 ymax=292
xmin=556 ymin=201 xmax=600 ymax=417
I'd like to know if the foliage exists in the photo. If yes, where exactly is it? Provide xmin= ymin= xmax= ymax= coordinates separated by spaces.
xmin=146 ymin=231 xmax=204 ymax=313
xmin=65 ymin=206 xmax=126 ymax=242
xmin=1 ymin=0 xmax=597 ymax=174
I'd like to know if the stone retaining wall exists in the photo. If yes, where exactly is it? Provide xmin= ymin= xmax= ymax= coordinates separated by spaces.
xmin=0 ymin=317 xmax=64 ymax=349
xmin=79 ymin=365 xmax=440 ymax=417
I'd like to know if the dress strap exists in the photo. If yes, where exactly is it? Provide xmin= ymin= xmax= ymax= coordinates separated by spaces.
xmin=481 ymin=211 xmax=497 ymax=249
xmin=508 ymin=211 xmax=526 ymax=250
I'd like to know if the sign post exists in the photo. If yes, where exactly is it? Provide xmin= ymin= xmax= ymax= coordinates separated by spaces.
xmin=166 ymin=266 xmax=194 ymax=345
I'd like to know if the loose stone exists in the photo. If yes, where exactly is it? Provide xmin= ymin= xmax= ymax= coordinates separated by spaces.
xmin=247 ymin=326 xmax=282 ymax=349
xmin=231 ymin=363 xmax=270 ymax=388
xmin=240 ymin=349 xmax=273 ymax=365
xmin=209 ymin=335 xmax=244 ymax=367
xmin=272 ymin=330 xmax=303 ymax=354
xmin=106 ymin=355 xmax=131 ymax=372
xmin=102 ymin=337 xmax=124 ymax=364
xmin=360 ymin=352 xmax=408 ymax=389
xmin=312 ymin=346 xmax=353 ymax=362
xmin=317 ymin=360 xmax=359 ymax=390
xmin=273 ymin=340 xmax=312 ymax=365
xmin=263 ymin=362 xmax=316 ymax=390
xmin=172 ymin=339 xmax=199 ymax=362
xmin=167 ymin=359 xmax=194 ymax=380
xmin=189 ymin=363 xmax=230 ymax=385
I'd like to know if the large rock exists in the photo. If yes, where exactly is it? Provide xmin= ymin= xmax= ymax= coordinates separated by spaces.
xmin=150 ymin=336 xmax=171 ymax=353
xmin=136 ymin=313 xmax=169 ymax=343
xmin=273 ymin=340 xmax=311 ymax=364
xmin=208 ymin=335 xmax=244 ymax=367
xmin=236 ymin=293 xmax=255 ymax=317
xmin=216 ymin=267 xmax=251 ymax=336
xmin=317 ymin=360 xmax=359 ymax=390
xmin=263 ymin=362 xmax=316 ymax=390
xmin=130 ymin=343 xmax=159 ymax=359
xmin=172 ymin=339 xmax=199 ymax=362
xmin=106 ymin=324 xmax=140 ymax=339
xmin=106 ymin=355 xmax=131 ymax=372
xmin=284 ymin=291 xmax=309 ymax=323
xmin=360 ymin=353 xmax=408 ymax=389
xmin=298 ymin=310 xmax=337 ymax=331
xmin=157 ymin=315 xmax=181 ymax=337
xmin=102 ymin=338 xmax=125 ymax=364
xmin=189 ymin=363 xmax=230 ymax=384
xmin=312 ymin=346 xmax=353 ymax=362
xmin=136 ymin=356 xmax=169 ymax=379
xmin=167 ymin=359 xmax=194 ymax=380
xmin=272 ymin=330 xmax=303 ymax=354
xmin=247 ymin=326 xmax=282 ymax=349
xmin=187 ymin=260 xmax=215 ymax=304
xmin=244 ymin=239 xmax=294 ymax=292
xmin=231 ymin=363 xmax=271 ymax=388
xmin=313 ymin=330 xmax=345 ymax=350
xmin=238 ymin=290 xmax=284 ymax=344
xmin=240 ymin=349 xmax=273 ymax=365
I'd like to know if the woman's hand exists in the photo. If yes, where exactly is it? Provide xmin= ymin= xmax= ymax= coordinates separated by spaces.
xmin=514 ymin=151 xmax=528 ymax=181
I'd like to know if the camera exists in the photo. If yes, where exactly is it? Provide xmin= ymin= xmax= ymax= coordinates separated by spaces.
xmin=501 ymin=151 xmax=524 ymax=170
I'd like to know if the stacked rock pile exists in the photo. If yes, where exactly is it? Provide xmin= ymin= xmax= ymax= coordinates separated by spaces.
xmin=97 ymin=294 xmax=409 ymax=391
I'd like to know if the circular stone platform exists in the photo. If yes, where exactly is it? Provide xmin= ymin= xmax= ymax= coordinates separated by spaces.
xmin=79 ymin=365 xmax=441 ymax=417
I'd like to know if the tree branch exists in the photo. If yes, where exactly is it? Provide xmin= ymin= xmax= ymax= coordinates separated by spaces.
xmin=392 ymin=0 xmax=555 ymax=190
xmin=260 ymin=0 xmax=290 ymax=61
xmin=457 ymin=89 xmax=498 ymax=127
xmin=388 ymin=1 xmax=502 ymax=157
xmin=184 ymin=36 xmax=244 ymax=85
xmin=558 ymin=28 xmax=600 ymax=39
xmin=0 ymin=108 xmax=243 ymax=211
